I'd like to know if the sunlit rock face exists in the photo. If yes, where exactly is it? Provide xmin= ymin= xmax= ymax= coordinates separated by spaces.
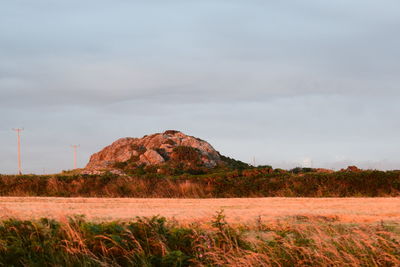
xmin=84 ymin=130 xmax=222 ymax=173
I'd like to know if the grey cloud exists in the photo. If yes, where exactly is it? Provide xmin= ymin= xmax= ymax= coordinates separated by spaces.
xmin=1 ymin=55 xmax=398 ymax=110
xmin=1 ymin=0 xmax=400 ymax=173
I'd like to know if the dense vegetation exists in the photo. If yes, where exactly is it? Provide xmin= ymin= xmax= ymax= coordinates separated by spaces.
xmin=0 ymin=169 xmax=399 ymax=197
xmin=0 ymin=214 xmax=399 ymax=266
xmin=111 ymin=148 xmax=256 ymax=176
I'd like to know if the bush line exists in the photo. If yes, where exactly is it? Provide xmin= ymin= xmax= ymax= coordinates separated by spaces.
xmin=0 ymin=170 xmax=399 ymax=197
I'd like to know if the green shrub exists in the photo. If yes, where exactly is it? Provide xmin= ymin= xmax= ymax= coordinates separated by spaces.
xmin=219 ymin=155 xmax=251 ymax=170
xmin=172 ymin=146 xmax=200 ymax=162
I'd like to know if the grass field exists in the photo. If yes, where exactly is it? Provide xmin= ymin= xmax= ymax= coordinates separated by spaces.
xmin=1 ymin=212 xmax=399 ymax=266
xmin=2 ymin=197 xmax=400 ymax=266
xmin=2 ymin=197 xmax=399 ymax=224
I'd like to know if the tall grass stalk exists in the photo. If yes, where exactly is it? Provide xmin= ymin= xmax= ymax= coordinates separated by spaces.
xmin=0 ymin=215 xmax=399 ymax=266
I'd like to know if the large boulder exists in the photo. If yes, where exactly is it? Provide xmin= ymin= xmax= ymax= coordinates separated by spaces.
xmin=139 ymin=149 xmax=165 ymax=165
xmin=84 ymin=130 xmax=222 ymax=173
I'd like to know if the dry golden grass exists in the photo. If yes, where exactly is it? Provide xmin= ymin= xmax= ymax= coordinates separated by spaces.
xmin=1 ymin=197 xmax=399 ymax=224
xmin=1 ymin=206 xmax=399 ymax=266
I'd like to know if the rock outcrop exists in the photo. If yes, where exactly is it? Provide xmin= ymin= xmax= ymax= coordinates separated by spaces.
xmin=84 ymin=130 xmax=222 ymax=173
xmin=341 ymin=166 xmax=361 ymax=173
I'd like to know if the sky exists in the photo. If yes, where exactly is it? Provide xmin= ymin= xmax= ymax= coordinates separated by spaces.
xmin=1 ymin=0 xmax=399 ymax=174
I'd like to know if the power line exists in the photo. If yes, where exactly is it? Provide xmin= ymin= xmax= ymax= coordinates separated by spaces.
xmin=71 ymin=145 xmax=80 ymax=169
xmin=252 ymin=156 xmax=256 ymax=167
xmin=12 ymin=128 xmax=24 ymax=175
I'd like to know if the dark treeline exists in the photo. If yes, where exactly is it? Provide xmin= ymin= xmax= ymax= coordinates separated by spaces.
xmin=0 ymin=169 xmax=399 ymax=197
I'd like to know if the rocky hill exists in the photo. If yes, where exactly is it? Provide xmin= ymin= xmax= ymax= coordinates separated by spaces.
xmin=84 ymin=130 xmax=226 ymax=174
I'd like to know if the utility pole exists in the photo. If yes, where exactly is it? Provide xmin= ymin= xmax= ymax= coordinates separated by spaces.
xmin=71 ymin=145 xmax=80 ymax=169
xmin=12 ymin=128 xmax=24 ymax=175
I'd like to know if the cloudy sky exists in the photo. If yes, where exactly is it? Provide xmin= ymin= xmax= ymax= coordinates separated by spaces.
xmin=1 ymin=0 xmax=399 ymax=174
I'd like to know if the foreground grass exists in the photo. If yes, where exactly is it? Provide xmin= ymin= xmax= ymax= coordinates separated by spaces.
xmin=0 ymin=170 xmax=400 ymax=197
xmin=1 ymin=214 xmax=399 ymax=266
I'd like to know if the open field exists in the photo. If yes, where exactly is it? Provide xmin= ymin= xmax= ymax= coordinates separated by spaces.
xmin=1 ymin=197 xmax=400 ymax=224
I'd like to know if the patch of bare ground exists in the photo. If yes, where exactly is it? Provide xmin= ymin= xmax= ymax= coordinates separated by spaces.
xmin=1 ymin=197 xmax=399 ymax=224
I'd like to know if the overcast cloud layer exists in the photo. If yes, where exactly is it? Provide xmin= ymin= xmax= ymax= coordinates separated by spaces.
xmin=1 ymin=0 xmax=399 ymax=174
